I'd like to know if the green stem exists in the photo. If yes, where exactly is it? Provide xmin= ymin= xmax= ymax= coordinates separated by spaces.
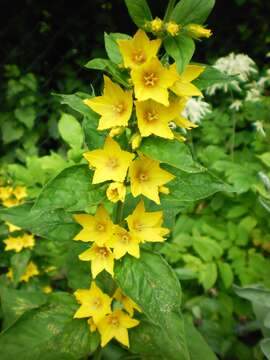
xmin=115 ymin=200 xmax=124 ymax=225
xmin=164 ymin=0 xmax=176 ymax=22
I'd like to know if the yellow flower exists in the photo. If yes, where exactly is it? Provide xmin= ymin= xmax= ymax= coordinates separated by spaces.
xmin=5 ymin=222 xmax=21 ymax=232
xmin=109 ymin=225 xmax=140 ymax=259
xmin=13 ymin=186 xmax=27 ymax=200
xmin=74 ymin=205 xmax=114 ymax=246
xmin=129 ymin=154 xmax=175 ymax=204
xmin=186 ymin=24 xmax=213 ymax=39
xmin=126 ymin=200 xmax=169 ymax=243
xmin=74 ymin=282 xmax=112 ymax=323
xmin=84 ymin=137 xmax=135 ymax=184
xmin=97 ymin=309 xmax=139 ymax=347
xmin=166 ymin=21 xmax=180 ymax=36
xmin=2 ymin=198 xmax=20 ymax=208
xmin=0 ymin=186 xmax=13 ymax=201
xmin=109 ymin=127 xmax=125 ymax=138
xmin=130 ymin=132 xmax=142 ymax=150
xmin=159 ymin=185 xmax=170 ymax=194
xmin=135 ymin=99 xmax=180 ymax=139
xmin=79 ymin=244 xmax=114 ymax=278
xmin=117 ymin=29 xmax=161 ymax=69
xmin=150 ymin=17 xmax=163 ymax=32
xmin=42 ymin=285 xmax=53 ymax=294
xmin=166 ymin=96 xmax=198 ymax=130
xmin=3 ymin=234 xmax=35 ymax=253
xmin=20 ymin=261 xmax=39 ymax=282
xmin=131 ymin=58 xmax=179 ymax=106
xmin=170 ymin=64 xmax=204 ymax=97
xmin=88 ymin=318 xmax=97 ymax=332
xmin=113 ymin=288 xmax=141 ymax=317
xmin=106 ymin=182 xmax=126 ymax=203
xmin=84 ymin=76 xmax=133 ymax=131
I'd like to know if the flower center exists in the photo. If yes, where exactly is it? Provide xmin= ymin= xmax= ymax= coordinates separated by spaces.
xmin=93 ymin=297 xmax=102 ymax=308
xmin=113 ymin=103 xmax=125 ymax=114
xmin=121 ymin=234 xmax=130 ymax=243
xmin=139 ymin=172 xmax=148 ymax=182
xmin=132 ymin=50 xmax=146 ymax=65
xmin=133 ymin=220 xmax=143 ymax=231
xmin=106 ymin=157 xmax=119 ymax=169
xmin=143 ymin=72 xmax=158 ymax=87
xmin=144 ymin=110 xmax=159 ymax=122
xmin=98 ymin=247 xmax=110 ymax=257
xmin=109 ymin=315 xmax=120 ymax=327
xmin=96 ymin=223 xmax=105 ymax=232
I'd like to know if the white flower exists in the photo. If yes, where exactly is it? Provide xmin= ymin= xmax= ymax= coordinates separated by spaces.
xmin=245 ymin=88 xmax=261 ymax=102
xmin=229 ymin=100 xmax=242 ymax=112
xmin=253 ymin=121 xmax=266 ymax=137
xmin=182 ymin=98 xmax=211 ymax=124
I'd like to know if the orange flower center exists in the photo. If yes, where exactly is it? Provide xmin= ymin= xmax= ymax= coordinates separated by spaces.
xmin=143 ymin=72 xmax=158 ymax=87
xmin=96 ymin=223 xmax=105 ymax=232
xmin=132 ymin=50 xmax=146 ymax=65
xmin=108 ymin=315 xmax=120 ymax=327
xmin=144 ymin=110 xmax=159 ymax=122
xmin=93 ymin=297 xmax=102 ymax=308
xmin=138 ymin=172 xmax=148 ymax=182
xmin=133 ymin=220 xmax=143 ymax=231
xmin=121 ymin=233 xmax=130 ymax=243
xmin=106 ymin=157 xmax=119 ymax=169
xmin=113 ymin=103 xmax=125 ymax=114
xmin=98 ymin=247 xmax=110 ymax=257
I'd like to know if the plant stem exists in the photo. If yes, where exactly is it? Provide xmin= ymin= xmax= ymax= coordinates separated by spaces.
xmin=115 ymin=200 xmax=124 ymax=224
xmin=164 ymin=0 xmax=176 ymax=22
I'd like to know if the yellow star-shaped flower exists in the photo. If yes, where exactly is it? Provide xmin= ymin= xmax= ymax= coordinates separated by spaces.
xmin=131 ymin=58 xmax=179 ymax=106
xmin=129 ymin=154 xmax=175 ymax=204
xmin=135 ymin=99 xmax=180 ymax=139
xmin=20 ymin=261 xmax=39 ymax=282
xmin=106 ymin=182 xmax=126 ymax=203
xmin=84 ymin=137 xmax=135 ymax=184
xmin=170 ymin=64 xmax=204 ymax=97
xmin=126 ymin=200 xmax=169 ymax=243
xmin=117 ymin=29 xmax=161 ymax=69
xmin=109 ymin=225 xmax=140 ymax=259
xmin=74 ymin=205 xmax=114 ymax=246
xmin=3 ymin=234 xmax=35 ymax=253
xmin=13 ymin=186 xmax=27 ymax=201
xmin=0 ymin=186 xmax=13 ymax=201
xmin=84 ymin=76 xmax=133 ymax=130
xmin=79 ymin=244 xmax=114 ymax=278
xmin=113 ymin=288 xmax=141 ymax=317
xmin=74 ymin=282 xmax=112 ymax=323
xmin=97 ymin=309 xmax=139 ymax=348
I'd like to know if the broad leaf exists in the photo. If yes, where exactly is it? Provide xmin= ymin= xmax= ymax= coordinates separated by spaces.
xmin=104 ymin=32 xmax=131 ymax=64
xmin=58 ymin=113 xmax=83 ymax=149
xmin=218 ymin=262 xmax=234 ymax=289
xmin=261 ymin=338 xmax=270 ymax=360
xmin=164 ymin=35 xmax=195 ymax=74
xmin=115 ymin=250 xmax=190 ymax=360
xmin=193 ymin=66 xmax=236 ymax=90
xmin=234 ymin=285 xmax=270 ymax=307
xmin=11 ymin=250 xmax=31 ymax=285
xmin=53 ymin=92 xmax=93 ymax=118
xmin=198 ymin=262 xmax=217 ymax=290
xmin=124 ymin=0 xmax=152 ymax=28
xmin=171 ymin=0 xmax=215 ymax=25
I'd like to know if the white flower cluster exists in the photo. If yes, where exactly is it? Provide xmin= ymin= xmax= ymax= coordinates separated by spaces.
xmin=182 ymin=98 xmax=212 ymax=124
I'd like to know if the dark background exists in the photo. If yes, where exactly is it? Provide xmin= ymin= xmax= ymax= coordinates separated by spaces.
xmin=1 ymin=0 xmax=269 ymax=93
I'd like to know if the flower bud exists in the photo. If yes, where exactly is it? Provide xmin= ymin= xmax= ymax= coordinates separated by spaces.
xmin=109 ymin=127 xmax=125 ymax=138
xmin=130 ymin=133 xmax=142 ymax=150
xmin=150 ymin=17 xmax=163 ymax=32
xmin=166 ymin=21 xmax=181 ymax=36
xmin=185 ymin=24 xmax=212 ymax=39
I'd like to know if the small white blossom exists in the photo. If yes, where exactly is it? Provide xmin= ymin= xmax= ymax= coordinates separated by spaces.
xmin=245 ymin=88 xmax=261 ymax=102
xmin=182 ymin=98 xmax=211 ymax=124
xmin=253 ymin=121 xmax=266 ymax=137
xmin=229 ymin=100 xmax=242 ymax=112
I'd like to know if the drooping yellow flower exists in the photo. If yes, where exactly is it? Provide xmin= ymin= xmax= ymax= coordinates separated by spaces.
xmin=84 ymin=76 xmax=133 ymax=131
xmin=113 ymin=288 xmax=141 ymax=317
xmin=186 ymin=24 xmax=213 ymax=39
xmin=126 ymin=200 xmax=169 ymax=243
xmin=109 ymin=225 xmax=140 ymax=259
xmin=130 ymin=132 xmax=142 ymax=150
xmin=20 ymin=261 xmax=39 ymax=282
xmin=74 ymin=205 xmax=114 ymax=246
xmin=3 ymin=234 xmax=35 ymax=253
xmin=135 ymin=99 xmax=180 ymax=139
xmin=5 ymin=222 xmax=21 ymax=232
xmin=74 ymin=282 xmax=112 ymax=323
xmin=117 ymin=29 xmax=161 ymax=69
xmin=79 ymin=244 xmax=114 ymax=278
xmin=13 ymin=186 xmax=27 ymax=201
xmin=131 ymin=58 xmax=179 ymax=106
xmin=150 ymin=17 xmax=163 ymax=32
xmin=166 ymin=21 xmax=180 ymax=36
xmin=170 ymin=64 xmax=204 ymax=97
xmin=109 ymin=126 xmax=125 ymax=138
xmin=97 ymin=309 xmax=139 ymax=347
xmin=0 ymin=186 xmax=13 ymax=201
xmin=84 ymin=137 xmax=135 ymax=184
xmin=106 ymin=182 xmax=126 ymax=203
xmin=129 ymin=154 xmax=175 ymax=204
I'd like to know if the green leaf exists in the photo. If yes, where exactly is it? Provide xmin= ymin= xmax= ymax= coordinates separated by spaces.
xmin=115 ymin=250 xmax=190 ymax=360
xmin=234 ymin=285 xmax=270 ymax=307
xmin=58 ymin=113 xmax=83 ymax=149
xmin=32 ymin=165 xmax=106 ymax=213
xmin=140 ymin=137 xmax=203 ymax=173
xmin=11 ymin=250 xmax=31 ymax=285
xmin=1 ymin=119 xmax=24 ymax=144
xmin=124 ymin=0 xmax=152 ymax=28
xmin=0 ymin=287 xmax=47 ymax=328
xmin=171 ymin=0 xmax=215 ymax=25
xmin=198 ymin=262 xmax=217 ymax=290
xmin=14 ymin=107 xmax=36 ymax=129
xmin=261 ymin=338 xmax=270 ymax=359
xmin=83 ymin=115 xmax=106 ymax=151
xmin=104 ymin=32 xmax=131 ymax=64
xmin=193 ymin=66 xmax=237 ymax=90
xmin=184 ymin=318 xmax=217 ymax=360
xmin=163 ymin=167 xmax=232 ymax=207
xmin=0 ymin=292 xmax=99 ymax=360
xmin=85 ymin=58 xmax=130 ymax=88
xmin=164 ymin=35 xmax=195 ymax=74
xmin=258 ymin=152 xmax=270 ymax=167
xmin=193 ymin=237 xmax=223 ymax=262
xmin=53 ymin=92 xmax=93 ymax=118
xmin=226 ymin=205 xmax=248 ymax=219
xmin=218 ymin=262 xmax=234 ymax=289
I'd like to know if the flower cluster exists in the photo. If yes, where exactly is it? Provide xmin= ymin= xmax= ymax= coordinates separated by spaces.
xmin=72 ymin=28 xmax=207 ymax=348
xmin=0 ymin=185 xmax=27 ymax=207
